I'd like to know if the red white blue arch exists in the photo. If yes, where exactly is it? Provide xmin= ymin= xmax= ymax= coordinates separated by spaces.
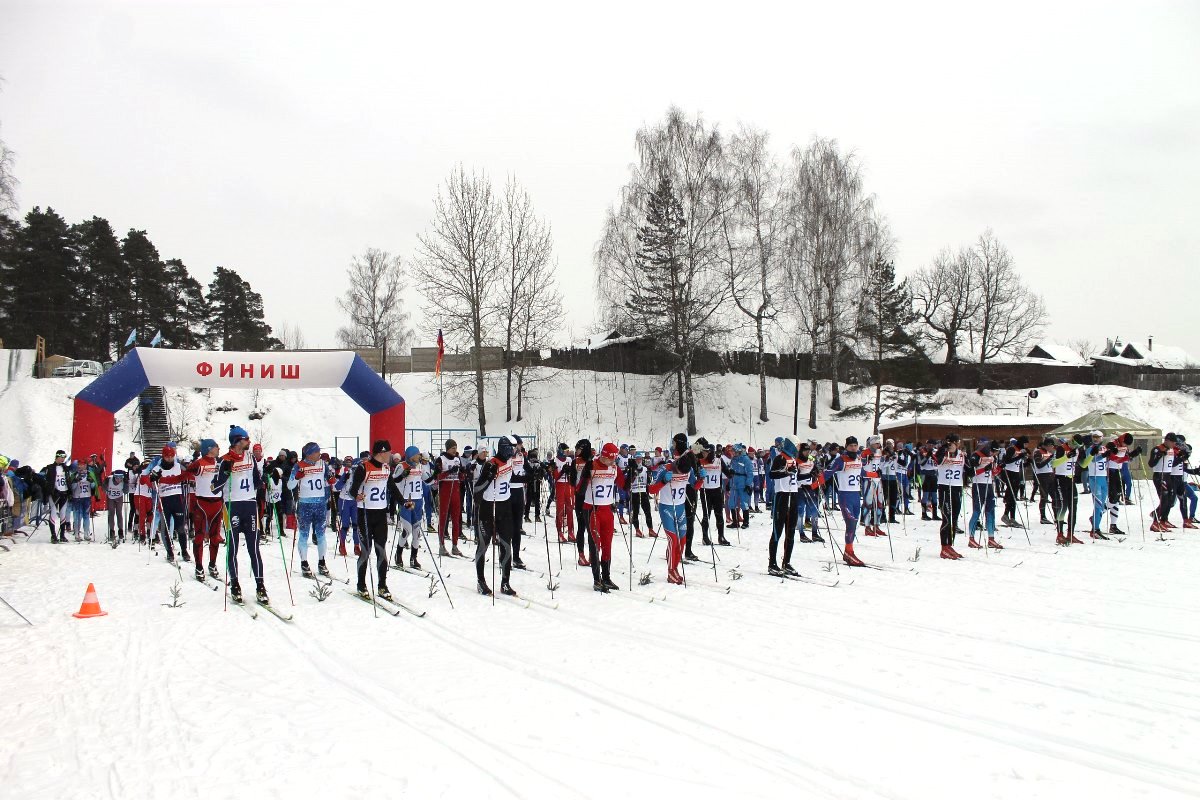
xmin=71 ymin=348 xmax=405 ymax=460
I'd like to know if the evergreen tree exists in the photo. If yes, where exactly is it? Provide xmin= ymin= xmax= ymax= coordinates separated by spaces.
xmin=162 ymin=258 xmax=210 ymax=349
xmin=7 ymin=208 xmax=79 ymax=355
xmin=626 ymin=174 xmax=691 ymax=419
xmin=0 ymin=213 xmax=20 ymax=336
xmin=72 ymin=216 xmax=125 ymax=360
xmin=206 ymin=266 xmax=281 ymax=351
xmin=838 ymin=257 xmax=944 ymax=432
xmin=120 ymin=229 xmax=172 ymax=346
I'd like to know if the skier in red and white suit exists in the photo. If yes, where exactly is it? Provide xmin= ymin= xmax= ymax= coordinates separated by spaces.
xmin=578 ymin=442 xmax=625 ymax=592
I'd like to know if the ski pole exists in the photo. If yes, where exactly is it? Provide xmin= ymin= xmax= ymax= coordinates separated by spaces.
xmin=275 ymin=514 xmax=295 ymax=606
xmin=541 ymin=513 xmax=556 ymax=599
xmin=1135 ymin=454 xmax=1149 ymax=543
xmin=415 ymin=508 xmax=454 ymax=608
xmin=0 ymin=592 xmax=33 ymax=625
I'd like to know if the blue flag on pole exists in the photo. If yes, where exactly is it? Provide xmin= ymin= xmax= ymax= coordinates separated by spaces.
xmin=150 ymin=330 xmax=163 ymax=347
xmin=124 ymin=329 xmax=137 ymax=348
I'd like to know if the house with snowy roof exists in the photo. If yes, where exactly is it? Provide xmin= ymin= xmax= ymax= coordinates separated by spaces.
xmin=1025 ymin=342 xmax=1088 ymax=366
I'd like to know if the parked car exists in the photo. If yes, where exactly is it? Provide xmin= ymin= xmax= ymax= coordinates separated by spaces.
xmin=52 ymin=359 xmax=103 ymax=378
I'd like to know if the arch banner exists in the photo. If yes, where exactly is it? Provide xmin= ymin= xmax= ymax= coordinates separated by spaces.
xmin=71 ymin=348 xmax=405 ymax=461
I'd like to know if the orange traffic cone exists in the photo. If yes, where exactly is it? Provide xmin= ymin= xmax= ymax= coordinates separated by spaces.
xmin=72 ymin=583 xmax=108 ymax=619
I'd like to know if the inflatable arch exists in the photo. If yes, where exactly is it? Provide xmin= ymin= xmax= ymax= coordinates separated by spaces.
xmin=71 ymin=348 xmax=405 ymax=461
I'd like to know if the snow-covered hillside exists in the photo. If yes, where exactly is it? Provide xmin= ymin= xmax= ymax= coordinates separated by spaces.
xmin=4 ymin=349 xmax=1200 ymax=464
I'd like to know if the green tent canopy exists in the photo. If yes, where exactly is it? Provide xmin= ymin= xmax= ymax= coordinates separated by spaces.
xmin=1049 ymin=410 xmax=1162 ymax=478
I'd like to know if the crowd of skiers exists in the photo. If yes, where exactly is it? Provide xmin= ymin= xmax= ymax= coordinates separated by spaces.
xmin=1 ymin=425 xmax=1197 ymax=603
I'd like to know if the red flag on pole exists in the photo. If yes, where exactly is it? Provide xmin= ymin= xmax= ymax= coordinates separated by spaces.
xmin=435 ymin=329 xmax=444 ymax=377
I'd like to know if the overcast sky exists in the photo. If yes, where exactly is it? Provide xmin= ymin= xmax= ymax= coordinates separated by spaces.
xmin=2 ymin=0 xmax=1198 ymax=358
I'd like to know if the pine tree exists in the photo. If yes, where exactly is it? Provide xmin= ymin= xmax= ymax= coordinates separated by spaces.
xmin=7 ymin=208 xmax=79 ymax=355
xmin=162 ymin=258 xmax=210 ymax=349
xmin=206 ymin=266 xmax=281 ymax=351
xmin=838 ymin=257 xmax=944 ymax=432
xmin=119 ymin=229 xmax=172 ymax=346
xmin=72 ymin=217 xmax=125 ymax=360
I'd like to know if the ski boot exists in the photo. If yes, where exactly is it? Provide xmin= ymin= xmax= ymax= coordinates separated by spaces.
xmin=967 ymin=538 xmax=983 ymax=549
xmin=451 ymin=544 xmax=465 ymax=557
xmin=393 ymin=546 xmax=404 ymax=568
xmin=378 ymin=586 xmax=393 ymax=602
xmin=717 ymin=535 xmax=732 ymax=546
xmin=939 ymin=545 xmax=960 ymax=560
xmin=577 ymin=552 xmax=590 ymax=567
xmin=410 ymin=549 xmax=422 ymax=570
xmin=684 ymin=550 xmax=700 ymax=562
xmin=512 ymin=558 xmax=527 ymax=571
xmin=797 ymin=532 xmax=813 ymax=543
xmin=986 ymin=537 xmax=1004 ymax=549
xmin=500 ymin=582 xmax=517 ymax=596
xmin=647 ymin=528 xmax=658 ymax=538
xmin=1090 ymin=530 xmax=1109 ymax=540
xmin=601 ymin=561 xmax=619 ymax=591
xmin=1109 ymin=524 xmax=1125 ymax=536
xmin=256 ymin=584 xmax=269 ymax=605
xmin=318 ymin=559 xmax=330 ymax=577
xmin=357 ymin=586 xmax=372 ymax=599
xmin=667 ymin=567 xmax=684 ymax=585
xmin=1184 ymin=519 xmax=1199 ymax=529
xmin=634 ymin=528 xmax=645 ymax=539
xmin=230 ymin=582 xmax=244 ymax=604
xmin=194 ymin=565 xmax=206 ymax=582
xmin=768 ymin=562 xmax=785 ymax=577
xmin=180 ymin=549 xmax=191 ymax=563
xmin=842 ymin=543 xmax=865 ymax=567
xmin=354 ymin=543 xmax=362 ymax=556
xmin=810 ymin=531 xmax=825 ymax=543
xmin=337 ymin=541 xmax=348 ymax=557
xmin=921 ymin=510 xmax=930 ymax=522
xmin=208 ymin=563 xmax=220 ymax=580
xmin=477 ymin=579 xmax=493 ymax=596
xmin=301 ymin=561 xmax=314 ymax=579
xmin=439 ymin=541 xmax=450 ymax=556
xmin=1069 ymin=533 xmax=1086 ymax=544
xmin=701 ymin=535 xmax=713 ymax=547
xmin=782 ymin=563 xmax=799 ymax=577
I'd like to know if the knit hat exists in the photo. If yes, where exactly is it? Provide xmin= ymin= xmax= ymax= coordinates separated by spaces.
xmin=372 ymin=439 xmax=392 ymax=455
xmin=162 ymin=444 xmax=176 ymax=459
xmin=302 ymin=442 xmax=321 ymax=459
xmin=229 ymin=425 xmax=249 ymax=446
xmin=199 ymin=438 xmax=218 ymax=456
xmin=600 ymin=442 xmax=619 ymax=459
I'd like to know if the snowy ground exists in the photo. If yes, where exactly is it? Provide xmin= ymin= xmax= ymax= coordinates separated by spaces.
xmin=2 ymin=489 xmax=1199 ymax=800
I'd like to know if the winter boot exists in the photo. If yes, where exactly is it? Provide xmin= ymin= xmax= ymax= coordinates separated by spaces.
xmin=601 ymin=560 xmax=619 ymax=591
xmin=318 ymin=559 xmax=330 ymax=577
xmin=986 ymin=537 xmax=1004 ymax=549
xmin=301 ymin=560 xmax=314 ymax=578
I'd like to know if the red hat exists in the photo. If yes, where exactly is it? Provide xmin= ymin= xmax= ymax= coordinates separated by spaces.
xmin=161 ymin=444 xmax=176 ymax=459
xmin=252 ymin=443 xmax=263 ymax=454
xmin=748 ymin=447 xmax=757 ymax=454
xmin=600 ymin=442 xmax=620 ymax=459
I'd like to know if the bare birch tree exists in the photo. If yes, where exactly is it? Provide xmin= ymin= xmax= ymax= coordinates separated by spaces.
xmin=967 ymin=229 xmax=1046 ymax=373
xmin=497 ymin=176 xmax=555 ymax=422
xmin=416 ymin=165 xmax=503 ymax=435
xmin=336 ymin=248 xmax=414 ymax=358
xmin=723 ymin=124 xmax=784 ymax=423
xmin=0 ymin=122 xmax=16 ymax=215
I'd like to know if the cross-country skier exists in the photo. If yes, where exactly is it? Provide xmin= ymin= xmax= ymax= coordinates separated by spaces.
xmin=579 ymin=442 xmax=625 ymax=592
xmin=290 ymin=442 xmax=335 ymax=578
xmin=507 ymin=437 xmax=528 ymax=570
xmin=999 ymin=437 xmax=1028 ymax=527
xmin=333 ymin=455 xmax=361 ymax=556
xmin=1102 ymin=433 xmax=1139 ymax=534
xmin=828 ymin=437 xmax=868 ymax=567
xmin=794 ymin=441 xmax=824 ymax=544
xmin=1050 ymin=436 xmax=1084 ymax=544
xmin=966 ymin=439 xmax=1002 ymax=549
xmin=627 ymin=451 xmax=656 ymax=538
xmin=648 ymin=434 xmax=698 ymax=585
xmin=392 ymin=445 xmax=426 ymax=570
xmin=103 ymin=467 xmax=127 ymax=544
xmin=573 ymin=439 xmax=594 ymax=565
xmin=472 ymin=435 xmax=518 ymax=597
xmin=934 ymin=435 xmax=966 ymax=559
xmin=42 ymin=449 xmax=72 ymax=543
xmin=697 ymin=443 xmax=730 ymax=547
xmin=347 ymin=440 xmax=395 ymax=599
xmin=551 ymin=442 xmax=575 ymax=543
xmin=184 ymin=438 xmax=225 ymax=581
xmin=727 ymin=443 xmax=753 ymax=530
xmin=144 ymin=445 xmax=189 ymax=561
xmin=432 ymin=439 xmax=465 ymax=556
xmin=68 ymin=460 xmax=94 ymax=542
xmin=212 ymin=426 xmax=270 ymax=605
xmin=767 ymin=436 xmax=800 ymax=575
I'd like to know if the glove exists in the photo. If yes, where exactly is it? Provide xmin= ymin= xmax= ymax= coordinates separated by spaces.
xmin=149 ymin=469 xmax=162 ymax=483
